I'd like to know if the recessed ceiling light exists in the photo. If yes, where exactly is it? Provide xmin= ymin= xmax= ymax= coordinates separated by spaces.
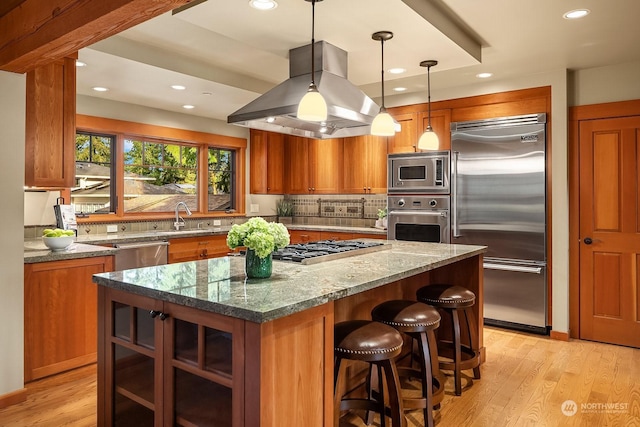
xmin=75 ymin=60 xmax=87 ymax=67
xmin=92 ymin=87 xmax=108 ymax=92
xmin=266 ymin=117 xmax=276 ymax=123
xmin=393 ymin=87 xmax=407 ymax=92
xmin=388 ymin=68 xmax=406 ymax=74
xmin=182 ymin=105 xmax=195 ymax=109
xmin=249 ymin=0 xmax=277 ymax=10
xmin=476 ymin=72 xmax=493 ymax=79
xmin=563 ymin=9 xmax=590 ymax=19
xmin=171 ymin=85 xmax=186 ymax=90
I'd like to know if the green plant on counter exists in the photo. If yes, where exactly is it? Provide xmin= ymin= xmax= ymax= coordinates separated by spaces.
xmin=276 ymin=199 xmax=294 ymax=217
xmin=377 ymin=208 xmax=388 ymax=219
xmin=226 ymin=217 xmax=290 ymax=258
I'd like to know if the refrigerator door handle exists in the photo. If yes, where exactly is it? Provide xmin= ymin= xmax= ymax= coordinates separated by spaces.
xmin=452 ymin=151 xmax=460 ymax=237
xmin=484 ymin=262 xmax=543 ymax=275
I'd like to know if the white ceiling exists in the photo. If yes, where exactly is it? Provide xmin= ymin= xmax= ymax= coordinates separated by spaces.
xmin=76 ymin=0 xmax=640 ymax=122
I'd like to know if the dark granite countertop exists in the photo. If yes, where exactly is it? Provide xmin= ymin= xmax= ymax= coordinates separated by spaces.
xmin=93 ymin=241 xmax=486 ymax=323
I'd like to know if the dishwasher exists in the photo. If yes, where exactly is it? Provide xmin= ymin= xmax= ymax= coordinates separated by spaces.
xmin=113 ymin=241 xmax=169 ymax=270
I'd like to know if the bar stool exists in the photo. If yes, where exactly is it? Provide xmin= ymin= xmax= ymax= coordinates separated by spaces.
xmin=371 ymin=300 xmax=445 ymax=427
xmin=334 ymin=320 xmax=406 ymax=427
xmin=416 ymin=284 xmax=481 ymax=396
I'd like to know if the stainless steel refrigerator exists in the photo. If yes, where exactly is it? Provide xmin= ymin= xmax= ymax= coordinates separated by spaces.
xmin=451 ymin=113 xmax=547 ymax=334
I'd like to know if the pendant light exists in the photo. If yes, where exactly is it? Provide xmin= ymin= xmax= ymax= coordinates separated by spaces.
xmin=417 ymin=60 xmax=440 ymax=150
xmin=370 ymin=31 xmax=396 ymax=136
xmin=297 ymin=0 xmax=327 ymax=122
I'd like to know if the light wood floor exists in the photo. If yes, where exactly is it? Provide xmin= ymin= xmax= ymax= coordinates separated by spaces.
xmin=1 ymin=327 xmax=639 ymax=426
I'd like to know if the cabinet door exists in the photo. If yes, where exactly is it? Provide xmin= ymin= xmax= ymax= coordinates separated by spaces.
xmin=25 ymin=56 xmax=76 ymax=188
xmin=24 ymin=256 xmax=113 ymax=382
xmin=342 ymin=135 xmax=387 ymax=194
xmin=418 ymin=109 xmax=452 ymax=150
xmin=164 ymin=302 xmax=245 ymax=427
xmin=366 ymin=135 xmax=388 ymax=194
xmin=309 ymin=138 xmax=343 ymax=194
xmin=284 ymin=136 xmax=311 ymax=194
xmin=387 ymin=112 xmax=418 ymax=154
xmin=250 ymin=130 xmax=284 ymax=194
xmin=168 ymin=235 xmax=230 ymax=262
xmin=289 ymin=230 xmax=322 ymax=243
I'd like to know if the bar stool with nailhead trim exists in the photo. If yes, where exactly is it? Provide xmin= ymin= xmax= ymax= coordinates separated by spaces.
xmin=416 ymin=284 xmax=481 ymax=396
xmin=334 ymin=320 xmax=407 ymax=427
xmin=370 ymin=300 xmax=445 ymax=427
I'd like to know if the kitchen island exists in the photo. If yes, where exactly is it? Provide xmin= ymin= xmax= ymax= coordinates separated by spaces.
xmin=93 ymin=241 xmax=485 ymax=427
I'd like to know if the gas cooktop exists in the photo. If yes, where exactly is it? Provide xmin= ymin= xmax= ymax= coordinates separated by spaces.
xmin=271 ymin=240 xmax=390 ymax=264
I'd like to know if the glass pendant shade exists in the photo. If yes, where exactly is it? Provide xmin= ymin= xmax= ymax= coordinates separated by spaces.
xmin=371 ymin=109 xmax=395 ymax=136
xmin=297 ymin=0 xmax=327 ymax=122
xmin=297 ymin=83 xmax=327 ymax=122
xmin=417 ymin=128 xmax=440 ymax=150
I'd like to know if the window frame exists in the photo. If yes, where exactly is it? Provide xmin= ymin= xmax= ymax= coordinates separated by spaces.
xmin=73 ymin=114 xmax=246 ymax=222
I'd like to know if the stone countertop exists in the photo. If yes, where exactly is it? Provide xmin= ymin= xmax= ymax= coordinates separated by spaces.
xmin=24 ymin=241 xmax=118 ymax=263
xmin=93 ymin=241 xmax=486 ymax=324
xmin=24 ymin=224 xmax=386 ymax=263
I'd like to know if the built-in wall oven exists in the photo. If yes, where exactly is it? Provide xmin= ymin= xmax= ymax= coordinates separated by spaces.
xmin=387 ymin=151 xmax=451 ymax=243
xmin=387 ymin=195 xmax=450 ymax=243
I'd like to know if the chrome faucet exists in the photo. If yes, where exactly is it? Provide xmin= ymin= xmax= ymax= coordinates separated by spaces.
xmin=174 ymin=201 xmax=192 ymax=230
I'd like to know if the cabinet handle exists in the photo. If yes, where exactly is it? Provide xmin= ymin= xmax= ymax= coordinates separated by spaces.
xmin=159 ymin=312 xmax=169 ymax=321
xmin=150 ymin=310 xmax=160 ymax=318
xmin=267 ymin=187 xmax=271 ymax=190
xmin=311 ymin=187 xmax=315 ymax=191
xmin=198 ymin=241 xmax=209 ymax=245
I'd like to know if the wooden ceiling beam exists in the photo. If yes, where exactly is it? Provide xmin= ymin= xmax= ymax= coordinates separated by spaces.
xmin=0 ymin=0 xmax=192 ymax=74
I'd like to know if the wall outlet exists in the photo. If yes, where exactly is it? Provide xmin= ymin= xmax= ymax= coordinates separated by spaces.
xmin=250 ymin=204 xmax=260 ymax=213
xmin=106 ymin=224 xmax=118 ymax=233
xmin=213 ymin=220 xmax=222 ymax=226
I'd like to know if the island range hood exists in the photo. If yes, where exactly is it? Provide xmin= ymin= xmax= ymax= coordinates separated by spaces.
xmin=227 ymin=41 xmax=380 ymax=139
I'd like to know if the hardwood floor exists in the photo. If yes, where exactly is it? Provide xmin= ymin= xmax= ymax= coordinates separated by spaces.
xmin=1 ymin=327 xmax=638 ymax=426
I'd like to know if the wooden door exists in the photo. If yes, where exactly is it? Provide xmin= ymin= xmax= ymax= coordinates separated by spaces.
xmin=284 ymin=136 xmax=310 ymax=194
xmin=578 ymin=116 xmax=640 ymax=347
xmin=309 ymin=138 xmax=343 ymax=193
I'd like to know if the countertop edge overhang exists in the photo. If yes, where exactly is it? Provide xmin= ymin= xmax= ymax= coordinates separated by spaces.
xmin=92 ymin=242 xmax=487 ymax=324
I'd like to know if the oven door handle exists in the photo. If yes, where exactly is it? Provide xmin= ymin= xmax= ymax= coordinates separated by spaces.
xmin=483 ymin=262 xmax=543 ymax=274
xmin=452 ymin=151 xmax=460 ymax=238
xmin=389 ymin=210 xmax=448 ymax=218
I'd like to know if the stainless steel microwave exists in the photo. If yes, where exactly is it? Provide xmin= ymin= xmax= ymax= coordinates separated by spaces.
xmin=387 ymin=151 xmax=450 ymax=194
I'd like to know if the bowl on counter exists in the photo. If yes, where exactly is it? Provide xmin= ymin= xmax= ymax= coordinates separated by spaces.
xmin=43 ymin=236 xmax=74 ymax=251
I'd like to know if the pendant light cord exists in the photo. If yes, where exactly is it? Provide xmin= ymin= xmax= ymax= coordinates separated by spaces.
xmin=380 ymin=37 xmax=386 ymax=110
xmin=310 ymin=0 xmax=316 ymax=86
xmin=427 ymin=64 xmax=432 ymax=130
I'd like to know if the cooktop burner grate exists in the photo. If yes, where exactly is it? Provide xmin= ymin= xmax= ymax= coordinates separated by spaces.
xmin=272 ymin=240 xmax=388 ymax=264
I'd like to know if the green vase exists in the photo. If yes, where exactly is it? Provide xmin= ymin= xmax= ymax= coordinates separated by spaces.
xmin=245 ymin=248 xmax=272 ymax=279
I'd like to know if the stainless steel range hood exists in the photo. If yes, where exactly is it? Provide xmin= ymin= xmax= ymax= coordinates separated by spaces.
xmin=227 ymin=41 xmax=380 ymax=139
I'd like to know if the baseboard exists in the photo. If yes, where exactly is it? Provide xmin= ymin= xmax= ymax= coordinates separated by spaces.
xmin=550 ymin=330 xmax=569 ymax=341
xmin=0 ymin=387 xmax=27 ymax=409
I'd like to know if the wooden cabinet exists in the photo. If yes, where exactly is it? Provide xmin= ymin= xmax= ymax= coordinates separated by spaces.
xmin=168 ymin=235 xmax=230 ymax=263
xmin=341 ymin=135 xmax=387 ymax=194
xmin=25 ymin=56 xmax=76 ymax=188
xmin=24 ymin=255 xmax=113 ymax=382
xmin=288 ymin=230 xmax=322 ymax=244
xmin=284 ymin=136 xmax=343 ymax=194
xmin=387 ymin=112 xmax=418 ymax=154
xmin=418 ymin=109 xmax=452 ymax=150
xmin=98 ymin=287 xmax=245 ymax=427
xmin=250 ymin=129 xmax=284 ymax=194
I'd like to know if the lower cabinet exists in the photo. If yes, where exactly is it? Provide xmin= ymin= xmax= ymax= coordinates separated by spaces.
xmin=98 ymin=287 xmax=245 ymax=427
xmin=24 ymin=255 xmax=113 ymax=382
xmin=168 ymin=235 xmax=230 ymax=263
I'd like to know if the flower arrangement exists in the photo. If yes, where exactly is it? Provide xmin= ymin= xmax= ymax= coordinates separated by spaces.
xmin=226 ymin=217 xmax=290 ymax=259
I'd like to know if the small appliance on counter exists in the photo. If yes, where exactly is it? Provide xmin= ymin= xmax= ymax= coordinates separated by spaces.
xmin=53 ymin=197 xmax=77 ymax=234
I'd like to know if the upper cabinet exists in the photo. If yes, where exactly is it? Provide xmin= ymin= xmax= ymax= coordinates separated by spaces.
xmin=250 ymin=129 xmax=284 ymax=194
xmin=341 ymin=135 xmax=387 ymax=194
xmin=284 ymin=136 xmax=343 ymax=194
xmin=418 ymin=109 xmax=452 ymax=150
xmin=387 ymin=112 xmax=418 ymax=154
xmin=387 ymin=108 xmax=452 ymax=153
xmin=25 ymin=57 xmax=76 ymax=188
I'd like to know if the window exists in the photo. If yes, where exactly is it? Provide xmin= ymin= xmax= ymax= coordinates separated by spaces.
xmin=73 ymin=132 xmax=116 ymax=214
xmin=73 ymin=116 xmax=245 ymax=218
